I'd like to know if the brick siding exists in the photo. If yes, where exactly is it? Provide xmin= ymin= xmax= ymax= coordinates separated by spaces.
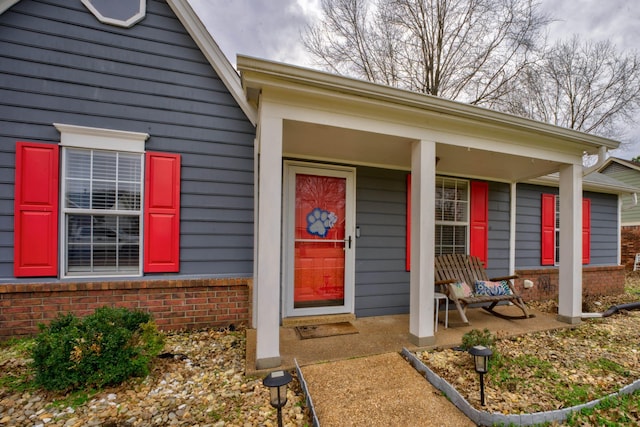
xmin=0 ymin=278 xmax=252 ymax=339
xmin=514 ymin=266 xmax=625 ymax=301
xmin=621 ymin=225 xmax=640 ymax=270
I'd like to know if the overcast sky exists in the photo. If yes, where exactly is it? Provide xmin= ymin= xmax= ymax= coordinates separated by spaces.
xmin=187 ymin=0 xmax=640 ymax=157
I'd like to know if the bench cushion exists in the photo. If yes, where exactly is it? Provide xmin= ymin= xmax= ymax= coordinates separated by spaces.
xmin=475 ymin=280 xmax=512 ymax=296
xmin=450 ymin=281 xmax=473 ymax=298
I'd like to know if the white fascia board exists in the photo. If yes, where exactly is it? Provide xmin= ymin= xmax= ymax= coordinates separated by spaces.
xmin=167 ymin=0 xmax=257 ymax=126
xmin=238 ymin=55 xmax=619 ymax=152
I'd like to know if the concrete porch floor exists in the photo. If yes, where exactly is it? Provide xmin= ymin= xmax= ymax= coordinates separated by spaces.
xmin=246 ymin=305 xmax=571 ymax=375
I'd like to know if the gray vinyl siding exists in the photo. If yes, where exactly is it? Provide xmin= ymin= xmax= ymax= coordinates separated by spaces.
xmin=353 ymin=170 xmax=511 ymax=317
xmin=486 ymin=181 xmax=511 ymax=278
xmin=354 ymin=167 xmax=410 ymax=317
xmin=589 ymin=191 xmax=618 ymax=265
xmin=515 ymin=184 xmax=618 ymax=269
xmin=0 ymin=0 xmax=255 ymax=279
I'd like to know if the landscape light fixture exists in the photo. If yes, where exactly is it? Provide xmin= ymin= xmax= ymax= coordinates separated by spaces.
xmin=263 ymin=370 xmax=292 ymax=427
xmin=469 ymin=345 xmax=493 ymax=406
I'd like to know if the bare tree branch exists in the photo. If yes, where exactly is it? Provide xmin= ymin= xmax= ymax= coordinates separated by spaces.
xmin=502 ymin=36 xmax=640 ymax=138
xmin=303 ymin=0 xmax=550 ymax=105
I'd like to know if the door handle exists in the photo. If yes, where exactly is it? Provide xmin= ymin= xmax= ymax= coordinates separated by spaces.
xmin=345 ymin=235 xmax=352 ymax=249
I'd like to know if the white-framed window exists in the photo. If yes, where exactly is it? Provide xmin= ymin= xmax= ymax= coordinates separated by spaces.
xmin=55 ymin=123 xmax=149 ymax=278
xmin=435 ymin=177 xmax=469 ymax=255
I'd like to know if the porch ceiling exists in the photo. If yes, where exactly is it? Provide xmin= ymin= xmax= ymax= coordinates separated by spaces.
xmin=283 ymin=120 xmax=561 ymax=182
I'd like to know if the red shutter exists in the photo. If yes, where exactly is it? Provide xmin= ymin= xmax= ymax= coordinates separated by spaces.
xmin=469 ymin=181 xmax=489 ymax=267
xmin=541 ymin=194 xmax=555 ymax=266
xmin=144 ymin=152 xmax=180 ymax=272
xmin=582 ymin=198 xmax=591 ymax=265
xmin=406 ymin=174 xmax=411 ymax=271
xmin=14 ymin=142 xmax=59 ymax=277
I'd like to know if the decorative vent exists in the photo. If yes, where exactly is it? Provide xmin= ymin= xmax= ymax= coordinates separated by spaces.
xmin=82 ymin=0 xmax=146 ymax=28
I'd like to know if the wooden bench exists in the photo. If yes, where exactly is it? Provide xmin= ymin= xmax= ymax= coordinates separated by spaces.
xmin=434 ymin=254 xmax=532 ymax=325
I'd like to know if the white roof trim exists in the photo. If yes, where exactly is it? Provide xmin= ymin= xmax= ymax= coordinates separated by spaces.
xmin=527 ymin=173 xmax=639 ymax=195
xmin=238 ymin=56 xmax=619 ymax=151
xmin=167 ymin=0 xmax=257 ymax=126
xmin=0 ymin=0 xmax=19 ymax=15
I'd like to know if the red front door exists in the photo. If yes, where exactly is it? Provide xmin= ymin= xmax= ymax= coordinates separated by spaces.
xmin=293 ymin=173 xmax=346 ymax=308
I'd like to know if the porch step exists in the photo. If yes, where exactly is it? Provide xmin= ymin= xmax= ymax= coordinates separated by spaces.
xmin=282 ymin=313 xmax=355 ymax=327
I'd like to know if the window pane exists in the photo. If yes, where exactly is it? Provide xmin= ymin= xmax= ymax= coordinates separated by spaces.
xmin=455 ymin=201 xmax=468 ymax=222
xmin=92 ymin=180 xmax=116 ymax=210
xmin=118 ymin=153 xmax=141 ymax=182
xmin=117 ymin=182 xmax=140 ymax=211
xmin=93 ymin=151 xmax=117 ymax=181
xmin=66 ymin=150 xmax=91 ymax=179
xmin=66 ymin=179 xmax=90 ymax=209
xmin=66 ymin=214 xmax=140 ymax=274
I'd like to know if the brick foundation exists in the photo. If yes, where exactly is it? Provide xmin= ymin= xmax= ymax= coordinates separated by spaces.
xmin=514 ymin=265 xmax=625 ymax=301
xmin=621 ymin=225 xmax=640 ymax=270
xmin=0 ymin=277 xmax=252 ymax=339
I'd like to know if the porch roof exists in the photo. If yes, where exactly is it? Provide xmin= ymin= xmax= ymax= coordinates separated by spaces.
xmin=238 ymin=55 xmax=620 ymax=182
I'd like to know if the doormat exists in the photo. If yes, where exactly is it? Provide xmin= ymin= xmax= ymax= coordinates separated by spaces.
xmin=295 ymin=322 xmax=358 ymax=340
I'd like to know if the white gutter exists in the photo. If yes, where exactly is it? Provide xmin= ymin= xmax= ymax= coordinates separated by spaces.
xmin=622 ymin=193 xmax=639 ymax=211
xmin=238 ymin=56 xmax=620 ymax=151
xmin=583 ymin=146 xmax=608 ymax=176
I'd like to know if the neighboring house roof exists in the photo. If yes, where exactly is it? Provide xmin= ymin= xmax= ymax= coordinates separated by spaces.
xmin=595 ymin=157 xmax=640 ymax=221
xmin=0 ymin=0 xmax=257 ymax=126
xmin=528 ymin=171 xmax=640 ymax=195
xmin=597 ymin=157 xmax=640 ymax=173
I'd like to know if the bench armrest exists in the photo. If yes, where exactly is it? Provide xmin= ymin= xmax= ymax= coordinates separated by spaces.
xmin=489 ymin=274 xmax=518 ymax=282
xmin=435 ymin=278 xmax=457 ymax=286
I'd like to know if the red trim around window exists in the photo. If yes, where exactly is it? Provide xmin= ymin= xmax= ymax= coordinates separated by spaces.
xmin=144 ymin=152 xmax=181 ymax=273
xmin=469 ymin=181 xmax=489 ymax=267
xmin=541 ymin=194 xmax=556 ymax=266
xmin=14 ymin=142 xmax=59 ymax=277
xmin=582 ymin=198 xmax=591 ymax=264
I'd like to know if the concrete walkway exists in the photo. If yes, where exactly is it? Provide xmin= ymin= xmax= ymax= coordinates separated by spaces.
xmin=246 ymin=306 xmax=571 ymax=426
xmin=300 ymin=352 xmax=476 ymax=427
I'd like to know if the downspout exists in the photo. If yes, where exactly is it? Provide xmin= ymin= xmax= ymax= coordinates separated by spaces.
xmin=622 ymin=192 xmax=638 ymax=211
xmin=582 ymin=302 xmax=640 ymax=318
xmin=582 ymin=146 xmax=607 ymax=176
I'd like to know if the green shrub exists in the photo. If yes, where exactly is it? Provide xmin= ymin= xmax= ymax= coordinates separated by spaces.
xmin=460 ymin=328 xmax=496 ymax=352
xmin=31 ymin=306 xmax=164 ymax=391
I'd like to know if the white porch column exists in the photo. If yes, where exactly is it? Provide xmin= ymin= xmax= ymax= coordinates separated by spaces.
xmin=557 ymin=163 xmax=583 ymax=324
xmin=255 ymin=115 xmax=283 ymax=369
xmin=409 ymin=139 xmax=436 ymax=346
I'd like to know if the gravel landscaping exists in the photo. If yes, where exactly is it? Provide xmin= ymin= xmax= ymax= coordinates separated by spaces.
xmin=417 ymin=276 xmax=640 ymax=425
xmin=2 ymin=277 xmax=640 ymax=426
xmin=0 ymin=328 xmax=311 ymax=426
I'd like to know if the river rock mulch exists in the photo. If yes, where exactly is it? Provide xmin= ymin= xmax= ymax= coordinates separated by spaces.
xmin=417 ymin=277 xmax=640 ymax=422
xmin=3 ymin=278 xmax=640 ymax=426
xmin=0 ymin=328 xmax=310 ymax=427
